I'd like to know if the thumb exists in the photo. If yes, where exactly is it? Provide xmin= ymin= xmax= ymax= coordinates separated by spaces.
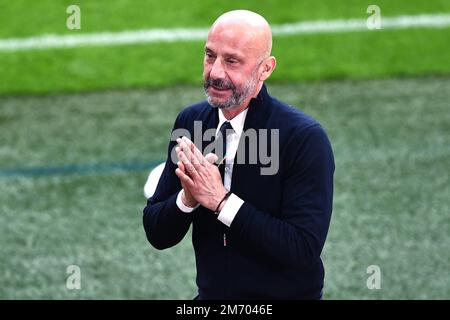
xmin=205 ymin=153 xmax=219 ymax=164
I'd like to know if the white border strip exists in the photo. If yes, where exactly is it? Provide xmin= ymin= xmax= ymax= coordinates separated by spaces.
xmin=1 ymin=14 xmax=449 ymax=52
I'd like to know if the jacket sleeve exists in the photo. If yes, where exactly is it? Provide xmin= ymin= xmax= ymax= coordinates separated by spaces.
xmin=229 ymin=125 xmax=335 ymax=268
xmin=142 ymin=114 xmax=193 ymax=250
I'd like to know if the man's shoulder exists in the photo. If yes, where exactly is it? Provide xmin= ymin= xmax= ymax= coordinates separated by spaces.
xmin=268 ymin=96 xmax=322 ymax=134
xmin=175 ymin=100 xmax=212 ymax=125
xmin=267 ymin=96 xmax=334 ymax=165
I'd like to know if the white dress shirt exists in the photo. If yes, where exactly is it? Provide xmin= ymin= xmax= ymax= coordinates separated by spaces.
xmin=176 ymin=108 xmax=247 ymax=227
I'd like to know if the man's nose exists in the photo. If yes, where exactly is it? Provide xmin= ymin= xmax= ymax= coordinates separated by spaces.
xmin=209 ymin=59 xmax=226 ymax=80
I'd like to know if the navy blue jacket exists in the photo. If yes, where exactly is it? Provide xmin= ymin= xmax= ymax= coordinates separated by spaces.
xmin=143 ymin=85 xmax=334 ymax=299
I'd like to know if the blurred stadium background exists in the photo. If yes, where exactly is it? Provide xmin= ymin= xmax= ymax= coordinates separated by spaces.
xmin=0 ymin=0 xmax=449 ymax=299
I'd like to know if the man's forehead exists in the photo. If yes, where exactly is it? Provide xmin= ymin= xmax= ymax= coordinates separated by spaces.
xmin=206 ymin=25 xmax=258 ymax=56
xmin=205 ymin=42 xmax=257 ymax=62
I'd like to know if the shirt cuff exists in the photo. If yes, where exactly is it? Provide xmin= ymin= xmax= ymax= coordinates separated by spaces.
xmin=217 ymin=193 xmax=244 ymax=227
xmin=176 ymin=190 xmax=199 ymax=213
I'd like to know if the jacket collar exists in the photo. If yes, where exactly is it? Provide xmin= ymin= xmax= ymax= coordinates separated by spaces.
xmin=242 ymin=83 xmax=272 ymax=132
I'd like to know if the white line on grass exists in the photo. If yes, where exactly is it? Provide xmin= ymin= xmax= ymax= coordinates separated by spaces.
xmin=1 ymin=14 xmax=449 ymax=52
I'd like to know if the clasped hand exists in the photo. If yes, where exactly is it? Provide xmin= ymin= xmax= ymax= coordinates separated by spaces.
xmin=175 ymin=136 xmax=228 ymax=212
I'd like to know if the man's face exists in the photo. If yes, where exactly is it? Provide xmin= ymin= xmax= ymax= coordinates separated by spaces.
xmin=203 ymin=25 xmax=262 ymax=109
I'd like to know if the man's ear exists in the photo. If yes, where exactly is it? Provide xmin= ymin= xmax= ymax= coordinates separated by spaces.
xmin=259 ymin=56 xmax=276 ymax=81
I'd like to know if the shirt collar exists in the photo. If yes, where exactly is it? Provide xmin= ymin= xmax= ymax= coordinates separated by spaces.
xmin=215 ymin=84 xmax=268 ymax=136
xmin=217 ymin=107 xmax=248 ymax=137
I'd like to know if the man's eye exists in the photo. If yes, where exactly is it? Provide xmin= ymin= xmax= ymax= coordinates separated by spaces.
xmin=227 ymin=59 xmax=237 ymax=64
xmin=205 ymin=53 xmax=214 ymax=59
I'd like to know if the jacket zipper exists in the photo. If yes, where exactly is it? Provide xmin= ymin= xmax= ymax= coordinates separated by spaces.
xmin=223 ymin=231 xmax=229 ymax=298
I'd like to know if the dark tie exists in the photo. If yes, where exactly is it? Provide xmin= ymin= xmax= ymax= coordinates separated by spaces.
xmin=216 ymin=121 xmax=234 ymax=180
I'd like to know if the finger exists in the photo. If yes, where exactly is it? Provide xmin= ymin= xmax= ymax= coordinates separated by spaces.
xmin=175 ymin=147 xmax=182 ymax=161
xmin=181 ymin=137 xmax=201 ymax=162
xmin=178 ymin=138 xmax=195 ymax=163
xmin=179 ymin=137 xmax=202 ymax=168
xmin=177 ymin=148 xmax=186 ymax=163
xmin=177 ymin=144 xmax=192 ymax=167
xmin=178 ymin=149 xmax=192 ymax=168
xmin=178 ymin=149 xmax=199 ymax=179
xmin=175 ymin=168 xmax=195 ymax=188
xmin=181 ymin=136 xmax=208 ymax=168
xmin=177 ymin=161 xmax=185 ymax=173
xmin=189 ymin=138 xmax=208 ymax=166
xmin=205 ymin=153 xmax=219 ymax=164
xmin=175 ymin=168 xmax=194 ymax=188
xmin=177 ymin=150 xmax=190 ymax=170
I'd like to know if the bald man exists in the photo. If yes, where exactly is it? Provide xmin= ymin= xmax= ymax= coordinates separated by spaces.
xmin=143 ymin=10 xmax=334 ymax=300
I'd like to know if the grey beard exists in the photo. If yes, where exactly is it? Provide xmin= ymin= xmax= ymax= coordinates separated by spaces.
xmin=205 ymin=74 xmax=258 ymax=109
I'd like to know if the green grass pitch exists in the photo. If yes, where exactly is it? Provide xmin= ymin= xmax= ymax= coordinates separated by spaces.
xmin=0 ymin=0 xmax=449 ymax=299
